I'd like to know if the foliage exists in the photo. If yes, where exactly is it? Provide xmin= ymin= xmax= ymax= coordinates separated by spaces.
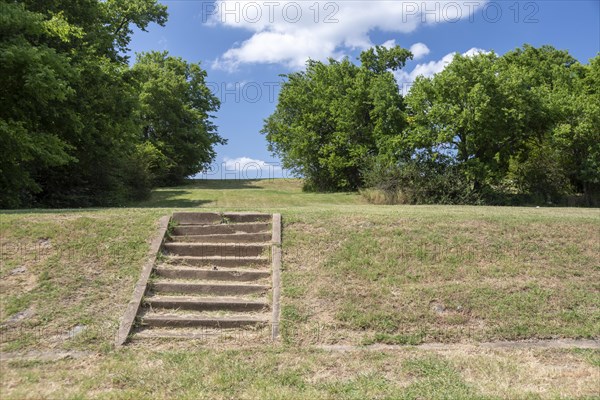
xmin=507 ymin=142 xmax=572 ymax=203
xmin=134 ymin=51 xmax=225 ymax=185
xmin=264 ymin=43 xmax=597 ymax=205
xmin=405 ymin=51 xmax=531 ymax=191
xmin=262 ymin=46 xmax=411 ymax=192
xmin=359 ymin=44 xmax=412 ymax=74
xmin=361 ymin=153 xmax=478 ymax=205
xmin=0 ymin=1 xmax=77 ymax=207
xmin=0 ymin=0 xmax=221 ymax=208
xmin=402 ymin=45 xmax=599 ymax=205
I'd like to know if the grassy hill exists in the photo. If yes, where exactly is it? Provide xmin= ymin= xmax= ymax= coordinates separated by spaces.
xmin=1 ymin=179 xmax=598 ymax=399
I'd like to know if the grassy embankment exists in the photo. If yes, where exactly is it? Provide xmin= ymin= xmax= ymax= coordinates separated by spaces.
xmin=1 ymin=179 xmax=598 ymax=399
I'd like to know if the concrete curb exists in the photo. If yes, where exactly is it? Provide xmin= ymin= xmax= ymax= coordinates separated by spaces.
xmin=0 ymin=351 xmax=93 ymax=362
xmin=271 ymin=213 xmax=282 ymax=341
xmin=114 ymin=215 xmax=170 ymax=347
xmin=318 ymin=339 xmax=600 ymax=352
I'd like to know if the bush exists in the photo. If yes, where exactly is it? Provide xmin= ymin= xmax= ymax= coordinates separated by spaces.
xmin=361 ymin=155 xmax=480 ymax=205
xmin=507 ymin=144 xmax=573 ymax=204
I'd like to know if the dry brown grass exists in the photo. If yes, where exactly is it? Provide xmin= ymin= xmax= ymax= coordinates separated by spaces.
xmin=279 ymin=207 xmax=600 ymax=346
xmin=0 ymin=210 xmax=165 ymax=352
xmin=1 ymin=182 xmax=598 ymax=398
xmin=1 ymin=346 xmax=598 ymax=399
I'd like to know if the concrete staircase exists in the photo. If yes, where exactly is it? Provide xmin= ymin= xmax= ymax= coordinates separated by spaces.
xmin=132 ymin=212 xmax=279 ymax=342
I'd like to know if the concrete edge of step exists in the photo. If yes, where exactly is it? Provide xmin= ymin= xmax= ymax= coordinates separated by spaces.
xmin=271 ymin=213 xmax=282 ymax=341
xmin=117 ymin=212 xmax=281 ymax=345
xmin=146 ymin=295 xmax=268 ymax=303
xmin=115 ymin=214 xmax=171 ymax=347
xmin=141 ymin=314 xmax=271 ymax=328
xmin=154 ymin=267 xmax=271 ymax=281
xmin=163 ymin=242 xmax=272 ymax=247
xmin=144 ymin=296 xmax=270 ymax=312
xmin=162 ymin=255 xmax=271 ymax=268
xmin=172 ymin=212 xmax=272 ymax=225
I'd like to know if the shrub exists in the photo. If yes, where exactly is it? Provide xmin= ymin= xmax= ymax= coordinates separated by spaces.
xmin=361 ymin=154 xmax=480 ymax=205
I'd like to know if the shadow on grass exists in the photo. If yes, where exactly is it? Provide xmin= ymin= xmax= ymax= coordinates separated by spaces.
xmin=0 ymin=192 xmax=211 ymax=212
xmin=0 ymin=180 xmax=293 ymax=212
xmin=136 ymin=190 xmax=213 ymax=208
xmin=0 ymin=208 xmax=105 ymax=214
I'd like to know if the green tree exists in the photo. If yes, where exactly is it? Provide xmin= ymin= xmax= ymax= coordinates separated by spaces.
xmin=1 ymin=0 xmax=171 ymax=207
xmin=500 ymin=46 xmax=598 ymax=204
xmin=134 ymin=51 xmax=225 ymax=185
xmin=34 ymin=0 xmax=169 ymax=206
xmin=105 ymin=0 xmax=168 ymax=57
xmin=360 ymin=44 xmax=413 ymax=74
xmin=262 ymin=46 xmax=411 ymax=191
xmin=0 ymin=1 xmax=78 ymax=207
xmin=546 ymin=54 xmax=600 ymax=204
xmin=21 ymin=0 xmax=167 ymax=61
xmin=405 ymin=51 xmax=528 ymax=192
xmin=404 ymin=44 xmax=597 ymax=204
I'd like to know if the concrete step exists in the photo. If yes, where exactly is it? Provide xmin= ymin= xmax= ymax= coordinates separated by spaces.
xmin=152 ymin=281 xmax=270 ymax=296
xmin=133 ymin=327 xmax=270 ymax=341
xmin=173 ymin=212 xmax=271 ymax=225
xmin=163 ymin=243 xmax=268 ymax=258
xmin=141 ymin=314 xmax=269 ymax=328
xmin=164 ymin=256 xmax=269 ymax=268
xmin=145 ymin=296 xmax=269 ymax=312
xmin=155 ymin=266 xmax=270 ymax=282
xmin=170 ymin=232 xmax=272 ymax=244
xmin=172 ymin=223 xmax=271 ymax=236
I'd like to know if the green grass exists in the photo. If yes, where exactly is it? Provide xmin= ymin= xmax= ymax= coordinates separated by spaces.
xmin=279 ymin=207 xmax=599 ymax=345
xmin=0 ymin=209 xmax=165 ymax=352
xmin=1 ymin=347 xmax=599 ymax=399
xmin=1 ymin=178 xmax=599 ymax=398
xmin=134 ymin=179 xmax=361 ymax=209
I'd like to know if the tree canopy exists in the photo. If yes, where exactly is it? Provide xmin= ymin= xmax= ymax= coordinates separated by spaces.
xmin=134 ymin=51 xmax=225 ymax=185
xmin=2 ymin=1 xmax=597 ymax=207
xmin=406 ymin=46 xmax=599 ymax=204
xmin=0 ymin=0 xmax=222 ymax=207
xmin=262 ymin=46 xmax=411 ymax=191
xmin=264 ymin=43 xmax=599 ymax=205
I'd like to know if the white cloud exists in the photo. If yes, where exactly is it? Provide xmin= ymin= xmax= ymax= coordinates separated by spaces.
xmin=208 ymin=1 xmax=488 ymax=70
xmin=463 ymin=47 xmax=488 ymax=57
xmin=381 ymin=39 xmax=397 ymax=49
xmin=395 ymin=47 xmax=489 ymax=94
xmin=193 ymin=157 xmax=284 ymax=179
xmin=223 ymin=157 xmax=282 ymax=171
xmin=220 ymin=157 xmax=283 ymax=179
xmin=409 ymin=42 xmax=430 ymax=60
xmin=225 ymin=80 xmax=249 ymax=90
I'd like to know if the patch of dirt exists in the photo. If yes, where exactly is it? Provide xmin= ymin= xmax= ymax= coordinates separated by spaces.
xmin=1 ymin=307 xmax=35 ymax=327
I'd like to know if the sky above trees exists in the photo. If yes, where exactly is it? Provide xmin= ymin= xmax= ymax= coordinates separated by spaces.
xmin=128 ymin=1 xmax=600 ymax=178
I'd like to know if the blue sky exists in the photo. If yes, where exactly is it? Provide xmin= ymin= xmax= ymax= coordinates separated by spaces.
xmin=128 ymin=0 xmax=600 ymax=179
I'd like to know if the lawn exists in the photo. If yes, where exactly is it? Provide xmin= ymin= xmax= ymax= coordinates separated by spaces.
xmin=134 ymin=179 xmax=361 ymax=209
xmin=1 ymin=179 xmax=599 ymax=399
xmin=280 ymin=206 xmax=600 ymax=346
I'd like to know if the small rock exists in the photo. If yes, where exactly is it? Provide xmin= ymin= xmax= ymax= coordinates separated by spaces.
xmin=68 ymin=325 xmax=87 ymax=339
xmin=431 ymin=303 xmax=445 ymax=314
xmin=456 ymin=305 xmax=463 ymax=312
xmin=38 ymin=238 xmax=51 ymax=248
xmin=4 ymin=307 xmax=34 ymax=325
xmin=10 ymin=266 xmax=27 ymax=275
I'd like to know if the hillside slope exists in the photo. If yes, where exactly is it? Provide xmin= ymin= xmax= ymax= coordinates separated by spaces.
xmin=1 ymin=179 xmax=598 ymax=398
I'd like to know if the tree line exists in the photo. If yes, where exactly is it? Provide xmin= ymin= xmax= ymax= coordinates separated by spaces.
xmin=1 ymin=0 xmax=224 ymax=208
xmin=263 ymin=45 xmax=599 ymax=206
